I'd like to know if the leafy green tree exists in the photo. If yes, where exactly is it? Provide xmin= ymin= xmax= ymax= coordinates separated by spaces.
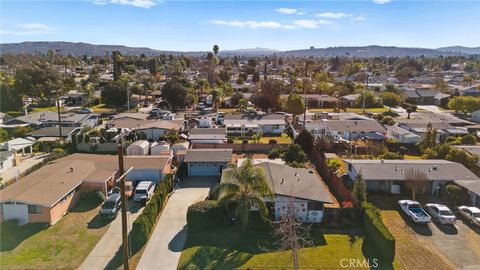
xmin=0 ymin=128 xmax=10 ymax=143
xmin=210 ymin=88 xmax=225 ymax=109
xmin=356 ymin=91 xmax=378 ymax=108
xmin=15 ymin=62 xmax=63 ymax=105
xmin=218 ymin=70 xmax=230 ymax=82
xmin=284 ymin=93 xmax=305 ymax=120
xmin=0 ymin=75 xmax=22 ymax=112
xmin=238 ymin=98 xmax=249 ymax=112
xmin=284 ymin=144 xmax=307 ymax=165
xmin=252 ymin=79 xmax=284 ymax=112
xmin=294 ymin=129 xmax=314 ymax=154
xmin=418 ymin=122 xmax=437 ymax=151
xmin=101 ymin=80 xmax=128 ymax=108
xmin=448 ymin=96 xmax=480 ymax=114
xmin=352 ymin=173 xmax=367 ymax=203
xmin=12 ymin=126 xmax=33 ymax=138
xmin=229 ymin=92 xmax=243 ymax=107
xmin=218 ymin=158 xmax=273 ymax=227
xmin=162 ymin=80 xmax=187 ymax=111
xmin=380 ymin=92 xmax=402 ymax=107
xmin=461 ymin=134 xmax=477 ymax=145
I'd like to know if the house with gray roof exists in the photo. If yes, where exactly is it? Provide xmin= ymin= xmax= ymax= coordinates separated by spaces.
xmin=183 ymin=149 xmax=233 ymax=176
xmin=223 ymin=114 xmax=286 ymax=135
xmin=345 ymin=159 xmax=479 ymax=195
xmin=221 ymin=161 xmax=335 ymax=223
xmin=188 ymin=128 xmax=227 ymax=144
xmin=305 ymin=119 xmax=385 ymax=141
xmin=386 ymin=125 xmax=421 ymax=144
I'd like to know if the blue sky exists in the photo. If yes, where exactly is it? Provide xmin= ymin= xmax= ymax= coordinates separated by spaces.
xmin=1 ymin=0 xmax=479 ymax=51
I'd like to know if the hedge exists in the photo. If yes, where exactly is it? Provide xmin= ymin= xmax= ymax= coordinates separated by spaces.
xmin=362 ymin=202 xmax=395 ymax=263
xmin=186 ymin=200 xmax=225 ymax=232
xmin=130 ymin=174 xmax=173 ymax=253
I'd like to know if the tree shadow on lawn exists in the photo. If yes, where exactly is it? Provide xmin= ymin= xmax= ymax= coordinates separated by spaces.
xmin=0 ymin=220 xmax=49 ymax=251
xmin=362 ymin=237 xmax=395 ymax=270
xmin=87 ymin=214 xmax=112 ymax=229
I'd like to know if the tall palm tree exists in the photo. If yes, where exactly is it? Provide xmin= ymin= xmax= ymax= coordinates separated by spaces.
xmin=218 ymin=159 xmax=273 ymax=227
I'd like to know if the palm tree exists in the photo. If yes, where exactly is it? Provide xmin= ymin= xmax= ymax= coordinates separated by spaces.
xmin=218 ymin=159 xmax=273 ymax=227
xmin=238 ymin=98 xmax=249 ymax=112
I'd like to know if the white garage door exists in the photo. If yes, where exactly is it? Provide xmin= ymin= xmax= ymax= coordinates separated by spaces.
xmin=188 ymin=163 xmax=221 ymax=176
xmin=3 ymin=202 xmax=29 ymax=225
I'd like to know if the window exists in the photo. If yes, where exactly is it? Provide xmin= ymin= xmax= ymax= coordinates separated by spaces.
xmin=28 ymin=204 xmax=43 ymax=214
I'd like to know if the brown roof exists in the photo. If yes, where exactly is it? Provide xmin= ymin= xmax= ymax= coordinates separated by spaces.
xmin=0 ymin=154 xmax=117 ymax=207
xmin=124 ymin=155 xmax=171 ymax=170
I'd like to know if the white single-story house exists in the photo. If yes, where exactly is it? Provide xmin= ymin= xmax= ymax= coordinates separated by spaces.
xmin=386 ymin=125 xmax=421 ymax=144
xmin=223 ymin=114 xmax=286 ymax=135
xmin=345 ymin=159 xmax=479 ymax=195
xmin=306 ymin=119 xmax=385 ymax=141
xmin=106 ymin=118 xmax=186 ymax=141
xmin=221 ymin=161 xmax=335 ymax=223
xmin=183 ymin=149 xmax=232 ymax=176
xmin=188 ymin=128 xmax=227 ymax=144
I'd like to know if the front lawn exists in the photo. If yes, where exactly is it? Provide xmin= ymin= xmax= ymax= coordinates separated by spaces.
xmin=229 ymin=133 xmax=292 ymax=144
xmin=0 ymin=193 xmax=110 ymax=269
xmin=178 ymin=227 xmax=386 ymax=270
xmin=92 ymin=104 xmax=117 ymax=113
xmin=309 ymin=107 xmax=389 ymax=113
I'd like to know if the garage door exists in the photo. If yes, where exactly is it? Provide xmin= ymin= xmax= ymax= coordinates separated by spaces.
xmin=188 ymin=163 xmax=221 ymax=176
xmin=3 ymin=202 xmax=29 ymax=225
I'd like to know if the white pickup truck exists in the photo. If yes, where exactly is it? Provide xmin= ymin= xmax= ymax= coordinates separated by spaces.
xmin=398 ymin=200 xmax=431 ymax=223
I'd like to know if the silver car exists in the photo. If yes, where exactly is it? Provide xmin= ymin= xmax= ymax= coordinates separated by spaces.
xmin=424 ymin=204 xmax=456 ymax=225
xmin=456 ymin=206 xmax=480 ymax=227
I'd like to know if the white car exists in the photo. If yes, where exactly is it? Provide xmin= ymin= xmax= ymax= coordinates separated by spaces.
xmin=133 ymin=181 xmax=156 ymax=202
xmin=424 ymin=204 xmax=456 ymax=225
xmin=456 ymin=206 xmax=480 ymax=227
xmin=398 ymin=200 xmax=431 ymax=223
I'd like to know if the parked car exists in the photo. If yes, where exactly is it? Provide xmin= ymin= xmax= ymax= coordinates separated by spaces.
xmin=99 ymin=193 xmax=122 ymax=219
xmin=424 ymin=204 xmax=456 ymax=224
xmin=398 ymin=200 xmax=431 ymax=223
xmin=79 ymin=107 xmax=93 ymax=114
xmin=456 ymin=206 xmax=480 ymax=226
xmin=133 ymin=181 xmax=156 ymax=202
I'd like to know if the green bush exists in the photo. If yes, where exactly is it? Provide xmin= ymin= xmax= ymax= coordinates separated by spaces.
xmin=246 ymin=211 xmax=271 ymax=231
xmin=362 ymin=202 xmax=395 ymax=263
xmin=187 ymin=200 xmax=225 ymax=232
xmin=380 ymin=151 xmax=403 ymax=160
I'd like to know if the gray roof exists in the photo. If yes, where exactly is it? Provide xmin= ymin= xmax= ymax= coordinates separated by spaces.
xmin=347 ymin=159 xmax=479 ymax=182
xmin=189 ymin=128 xmax=227 ymax=135
xmin=221 ymin=162 xmax=334 ymax=203
xmin=455 ymin=180 xmax=480 ymax=196
xmin=27 ymin=126 xmax=80 ymax=138
xmin=183 ymin=149 xmax=232 ymax=163
xmin=395 ymin=112 xmax=473 ymax=126
xmin=306 ymin=119 xmax=385 ymax=133
xmin=224 ymin=114 xmax=285 ymax=126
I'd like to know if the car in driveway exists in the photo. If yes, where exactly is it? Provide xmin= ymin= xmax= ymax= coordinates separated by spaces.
xmin=456 ymin=206 xmax=480 ymax=226
xmin=99 ymin=193 xmax=122 ymax=219
xmin=398 ymin=200 xmax=431 ymax=223
xmin=133 ymin=181 xmax=156 ymax=202
xmin=424 ymin=204 xmax=456 ymax=225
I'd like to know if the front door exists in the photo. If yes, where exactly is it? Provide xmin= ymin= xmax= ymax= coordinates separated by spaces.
xmin=391 ymin=181 xmax=401 ymax=194
xmin=3 ymin=202 xmax=29 ymax=225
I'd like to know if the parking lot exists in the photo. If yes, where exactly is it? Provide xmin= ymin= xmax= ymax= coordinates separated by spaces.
xmin=371 ymin=196 xmax=480 ymax=270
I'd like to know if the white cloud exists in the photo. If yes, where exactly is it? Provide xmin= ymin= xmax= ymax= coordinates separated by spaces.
xmin=373 ymin=0 xmax=392 ymax=4
xmin=316 ymin=12 xmax=350 ymax=19
xmin=92 ymin=0 xmax=159 ymax=9
xmin=1 ymin=23 xmax=57 ymax=36
xmin=209 ymin=19 xmax=331 ymax=30
xmin=353 ymin=15 xmax=367 ymax=21
xmin=275 ymin=8 xmax=298 ymax=14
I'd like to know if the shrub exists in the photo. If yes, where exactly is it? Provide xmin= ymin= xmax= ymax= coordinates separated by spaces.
xmin=268 ymin=147 xmax=283 ymax=159
xmin=442 ymin=184 xmax=470 ymax=206
xmin=187 ymin=200 xmax=225 ymax=232
xmin=362 ymin=202 xmax=395 ymax=263
xmin=227 ymin=138 xmax=234 ymax=144
xmin=381 ymin=116 xmax=395 ymax=126
xmin=268 ymin=139 xmax=277 ymax=144
xmin=242 ymin=139 xmax=248 ymax=144
xmin=380 ymin=151 xmax=403 ymax=160
xmin=246 ymin=211 xmax=271 ymax=231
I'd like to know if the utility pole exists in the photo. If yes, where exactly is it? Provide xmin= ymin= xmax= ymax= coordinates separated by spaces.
xmin=127 ymin=90 xmax=130 ymax=111
xmin=55 ymin=90 xmax=62 ymax=139
xmin=117 ymin=139 xmax=129 ymax=270
xmin=362 ymin=70 xmax=369 ymax=114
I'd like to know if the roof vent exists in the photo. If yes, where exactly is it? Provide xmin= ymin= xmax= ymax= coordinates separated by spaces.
xmin=295 ymin=172 xmax=298 ymax=177
xmin=281 ymin=178 xmax=285 ymax=185
xmin=308 ymin=170 xmax=314 ymax=174
xmin=380 ymin=159 xmax=384 ymax=164
xmin=432 ymin=165 xmax=438 ymax=170
xmin=395 ymin=166 xmax=398 ymax=171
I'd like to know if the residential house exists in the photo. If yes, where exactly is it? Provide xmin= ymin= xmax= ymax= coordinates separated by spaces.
xmin=106 ymin=118 xmax=186 ymax=141
xmin=386 ymin=125 xmax=422 ymax=144
xmin=27 ymin=126 xmax=81 ymax=142
xmin=62 ymin=91 xmax=89 ymax=106
xmin=183 ymin=149 xmax=232 ymax=176
xmin=1 ymin=111 xmax=98 ymax=129
xmin=405 ymin=90 xmax=442 ymax=105
xmin=281 ymin=94 xmax=338 ymax=108
xmin=305 ymin=119 xmax=385 ymax=141
xmin=188 ymin=128 xmax=227 ymax=144
xmin=223 ymin=114 xmax=286 ymax=135
xmin=0 ymin=154 xmax=119 ymax=225
xmin=221 ymin=161 xmax=335 ymax=223
xmin=339 ymin=94 xmax=360 ymax=107
xmin=345 ymin=159 xmax=479 ymax=195
xmin=125 ymin=155 xmax=173 ymax=185
xmin=0 ymin=138 xmax=35 ymax=173
xmin=471 ymin=110 xmax=480 ymax=123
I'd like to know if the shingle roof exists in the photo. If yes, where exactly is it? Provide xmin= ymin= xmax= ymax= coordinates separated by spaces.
xmin=221 ymin=162 xmax=334 ymax=203
xmin=224 ymin=114 xmax=285 ymax=126
xmin=109 ymin=118 xmax=184 ymax=130
xmin=124 ymin=155 xmax=171 ymax=170
xmin=27 ymin=126 xmax=80 ymax=138
xmin=183 ymin=149 xmax=232 ymax=163
xmin=346 ymin=159 xmax=479 ymax=182
xmin=306 ymin=119 xmax=385 ymax=133
xmin=0 ymin=154 xmax=118 ymax=207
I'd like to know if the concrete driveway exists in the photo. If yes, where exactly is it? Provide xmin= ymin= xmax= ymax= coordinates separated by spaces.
xmin=79 ymin=201 xmax=144 ymax=270
xmin=136 ymin=177 xmax=216 ymax=270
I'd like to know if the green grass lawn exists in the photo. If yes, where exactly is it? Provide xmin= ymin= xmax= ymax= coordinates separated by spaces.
xmin=0 ymin=193 xmax=110 ymax=269
xmin=230 ymin=133 xmax=292 ymax=144
xmin=91 ymin=104 xmax=117 ymax=113
xmin=177 ymin=226 xmax=394 ymax=270
xmin=31 ymin=106 xmax=64 ymax=113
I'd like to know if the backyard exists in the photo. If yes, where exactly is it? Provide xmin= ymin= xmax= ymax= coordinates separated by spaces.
xmin=0 ymin=192 xmax=110 ymax=269
xmin=229 ymin=133 xmax=292 ymax=144
xmin=177 ymin=226 xmax=396 ymax=270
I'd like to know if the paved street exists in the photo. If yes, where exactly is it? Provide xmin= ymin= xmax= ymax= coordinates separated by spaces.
xmin=136 ymin=177 xmax=216 ymax=270
xmin=79 ymin=202 xmax=144 ymax=270
xmin=0 ymin=153 xmax=48 ymax=186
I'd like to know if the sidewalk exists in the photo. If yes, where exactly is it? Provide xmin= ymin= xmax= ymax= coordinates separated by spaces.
xmin=79 ymin=202 xmax=144 ymax=270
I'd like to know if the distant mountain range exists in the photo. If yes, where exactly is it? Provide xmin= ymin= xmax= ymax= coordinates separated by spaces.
xmin=0 ymin=41 xmax=479 ymax=57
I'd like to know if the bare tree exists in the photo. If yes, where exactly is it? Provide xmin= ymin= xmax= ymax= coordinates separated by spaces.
xmin=270 ymin=189 xmax=313 ymax=270
xmin=404 ymin=168 xmax=428 ymax=200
